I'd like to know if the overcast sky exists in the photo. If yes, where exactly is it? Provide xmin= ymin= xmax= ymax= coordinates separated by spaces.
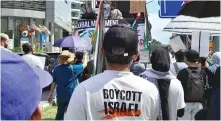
xmin=146 ymin=0 xmax=172 ymax=44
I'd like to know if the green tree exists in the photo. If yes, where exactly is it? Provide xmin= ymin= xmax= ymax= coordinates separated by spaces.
xmin=150 ymin=39 xmax=172 ymax=52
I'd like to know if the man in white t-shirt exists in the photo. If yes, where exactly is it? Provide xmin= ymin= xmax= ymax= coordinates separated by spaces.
xmin=65 ymin=25 xmax=159 ymax=120
xmin=170 ymin=50 xmax=188 ymax=76
xmin=22 ymin=43 xmax=44 ymax=69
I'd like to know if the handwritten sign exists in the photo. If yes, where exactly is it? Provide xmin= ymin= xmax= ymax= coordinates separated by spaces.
xmin=169 ymin=36 xmax=186 ymax=52
xmin=130 ymin=0 xmax=145 ymax=13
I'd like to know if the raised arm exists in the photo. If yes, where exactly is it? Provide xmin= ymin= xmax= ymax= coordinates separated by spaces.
xmin=82 ymin=51 xmax=88 ymax=68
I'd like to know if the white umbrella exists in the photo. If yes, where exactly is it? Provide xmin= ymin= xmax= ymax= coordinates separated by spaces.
xmin=163 ymin=15 xmax=221 ymax=35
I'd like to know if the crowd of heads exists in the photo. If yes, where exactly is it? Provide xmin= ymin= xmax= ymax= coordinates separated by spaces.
xmin=1 ymin=24 xmax=221 ymax=120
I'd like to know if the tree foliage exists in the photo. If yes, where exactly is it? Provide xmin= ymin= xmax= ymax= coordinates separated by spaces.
xmin=150 ymin=38 xmax=172 ymax=52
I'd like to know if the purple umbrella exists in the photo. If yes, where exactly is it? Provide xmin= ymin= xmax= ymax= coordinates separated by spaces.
xmin=54 ymin=35 xmax=92 ymax=51
xmin=53 ymin=36 xmax=75 ymax=48
xmin=73 ymin=36 xmax=92 ymax=52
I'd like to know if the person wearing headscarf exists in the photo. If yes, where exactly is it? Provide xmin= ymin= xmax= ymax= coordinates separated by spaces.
xmin=140 ymin=47 xmax=185 ymax=120
xmin=48 ymin=51 xmax=88 ymax=120
xmin=208 ymin=52 xmax=221 ymax=74
xmin=203 ymin=52 xmax=221 ymax=107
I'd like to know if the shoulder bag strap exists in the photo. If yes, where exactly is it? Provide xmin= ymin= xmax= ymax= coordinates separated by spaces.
xmin=185 ymin=68 xmax=192 ymax=74
xmin=64 ymin=65 xmax=81 ymax=88
xmin=71 ymin=65 xmax=80 ymax=85
xmin=173 ymin=63 xmax=179 ymax=74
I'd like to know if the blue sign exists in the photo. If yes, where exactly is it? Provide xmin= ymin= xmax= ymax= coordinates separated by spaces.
xmin=40 ymin=33 xmax=47 ymax=43
xmin=159 ymin=0 xmax=185 ymax=18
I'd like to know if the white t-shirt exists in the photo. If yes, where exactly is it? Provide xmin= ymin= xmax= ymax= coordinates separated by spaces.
xmin=140 ymin=69 xmax=186 ymax=120
xmin=22 ymin=54 xmax=44 ymax=69
xmin=65 ymin=70 xmax=159 ymax=120
xmin=170 ymin=62 xmax=188 ymax=76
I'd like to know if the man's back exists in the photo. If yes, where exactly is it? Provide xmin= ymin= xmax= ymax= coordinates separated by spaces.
xmin=65 ymin=70 xmax=159 ymax=120
xmin=22 ymin=54 xmax=44 ymax=69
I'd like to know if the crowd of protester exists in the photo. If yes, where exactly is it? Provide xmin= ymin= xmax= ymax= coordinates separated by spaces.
xmin=1 ymin=23 xmax=220 ymax=120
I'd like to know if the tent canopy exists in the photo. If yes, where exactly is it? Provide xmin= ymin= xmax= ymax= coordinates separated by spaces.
xmin=163 ymin=15 xmax=221 ymax=36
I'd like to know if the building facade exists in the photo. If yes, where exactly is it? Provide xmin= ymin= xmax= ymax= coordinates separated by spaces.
xmin=71 ymin=0 xmax=83 ymax=30
xmin=45 ymin=0 xmax=72 ymax=52
xmin=1 ymin=1 xmax=46 ymax=48
xmin=1 ymin=0 xmax=72 ymax=52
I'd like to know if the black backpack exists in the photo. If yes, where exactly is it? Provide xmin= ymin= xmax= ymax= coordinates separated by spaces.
xmin=185 ymin=68 xmax=204 ymax=102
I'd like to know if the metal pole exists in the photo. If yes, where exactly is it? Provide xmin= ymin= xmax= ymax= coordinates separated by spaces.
xmin=49 ymin=22 xmax=54 ymax=52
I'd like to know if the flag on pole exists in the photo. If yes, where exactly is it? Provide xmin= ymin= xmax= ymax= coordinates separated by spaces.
xmin=92 ymin=1 xmax=102 ymax=76
xmin=95 ymin=0 xmax=105 ymax=75
xmin=92 ymin=0 xmax=105 ymax=76
xmin=144 ymin=2 xmax=152 ymax=50
xmin=143 ymin=32 xmax=148 ymax=50
xmin=132 ymin=12 xmax=149 ymax=51
xmin=91 ymin=3 xmax=101 ymax=47
xmin=132 ymin=12 xmax=141 ymax=30
xmin=143 ymin=5 xmax=149 ymax=51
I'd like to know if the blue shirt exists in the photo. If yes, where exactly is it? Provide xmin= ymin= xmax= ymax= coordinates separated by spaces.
xmin=52 ymin=64 xmax=83 ymax=101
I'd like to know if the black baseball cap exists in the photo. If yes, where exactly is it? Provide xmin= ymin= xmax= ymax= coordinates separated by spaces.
xmin=103 ymin=24 xmax=138 ymax=57
xmin=185 ymin=50 xmax=199 ymax=62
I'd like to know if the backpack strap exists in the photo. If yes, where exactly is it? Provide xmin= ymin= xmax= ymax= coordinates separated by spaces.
xmin=185 ymin=68 xmax=192 ymax=74
xmin=157 ymin=79 xmax=171 ymax=120
xmin=173 ymin=63 xmax=179 ymax=74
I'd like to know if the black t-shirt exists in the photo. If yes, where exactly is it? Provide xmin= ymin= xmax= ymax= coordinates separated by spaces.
xmin=177 ymin=67 xmax=206 ymax=102
xmin=214 ymin=67 xmax=220 ymax=88
xmin=203 ymin=67 xmax=215 ymax=88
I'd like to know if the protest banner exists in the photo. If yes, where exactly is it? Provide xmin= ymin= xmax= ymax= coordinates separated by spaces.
xmin=77 ymin=19 xmax=146 ymax=51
